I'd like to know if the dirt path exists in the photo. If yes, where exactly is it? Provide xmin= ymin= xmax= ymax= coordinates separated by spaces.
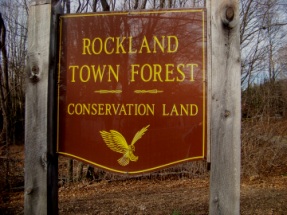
xmin=59 ymin=177 xmax=209 ymax=215
xmin=1 ymin=174 xmax=287 ymax=214
xmin=57 ymin=175 xmax=287 ymax=215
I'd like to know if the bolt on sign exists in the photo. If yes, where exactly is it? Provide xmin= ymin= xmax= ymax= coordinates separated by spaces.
xmin=57 ymin=9 xmax=207 ymax=174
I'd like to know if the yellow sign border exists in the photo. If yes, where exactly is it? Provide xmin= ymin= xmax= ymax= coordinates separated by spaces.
xmin=57 ymin=9 xmax=207 ymax=175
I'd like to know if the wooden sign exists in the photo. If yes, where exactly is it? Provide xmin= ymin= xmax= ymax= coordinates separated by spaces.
xmin=57 ymin=9 xmax=207 ymax=174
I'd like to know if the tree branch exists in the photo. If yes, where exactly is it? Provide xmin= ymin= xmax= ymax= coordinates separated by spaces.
xmin=100 ymin=0 xmax=110 ymax=11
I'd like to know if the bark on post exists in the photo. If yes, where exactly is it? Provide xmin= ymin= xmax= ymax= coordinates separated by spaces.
xmin=207 ymin=0 xmax=241 ymax=214
xmin=24 ymin=1 xmax=60 ymax=214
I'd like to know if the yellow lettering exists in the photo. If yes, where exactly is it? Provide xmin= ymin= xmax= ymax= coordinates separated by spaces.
xmin=162 ymin=104 xmax=199 ymax=116
xmin=165 ymin=64 xmax=175 ymax=82
xmin=179 ymin=104 xmax=188 ymax=116
xmin=139 ymin=36 xmax=151 ymax=53
xmin=92 ymin=37 xmax=103 ymax=54
xmin=82 ymin=35 xmax=178 ymax=55
xmin=98 ymin=104 xmax=104 ymax=115
xmin=107 ymin=65 xmax=119 ymax=82
xmin=66 ymin=103 xmax=155 ymax=116
xmin=91 ymin=65 xmax=105 ymax=82
xmin=128 ymin=37 xmax=137 ymax=54
xmin=130 ymin=64 xmax=140 ymax=82
xmin=105 ymin=104 xmax=111 ymax=115
xmin=153 ymin=36 xmax=165 ymax=53
xmin=69 ymin=65 xmax=79 ymax=82
xmin=67 ymin=103 xmax=75 ymax=115
xmin=170 ymin=104 xmax=179 ymax=116
xmin=74 ymin=104 xmax=82 ymax=115
xmin=141 ymin=64 xmax=153 ymax=82
xmin=119 ymin=105 xmax=127 ymax=115
xmin=137 ymin=104 xmax=146 ymax=116
xmin=91 ymin=104 xmax=97 ymax=115
xmin=176 ymin=64 xmax=185 ymax=82
xmin=116 ymin=37 xmax=126 ymax=54
xmin=153 ymin=64 xmax=163 ymax=82
xmin=82 ymin=104 xmax=90 ymax=115
xmin=162 ymin=104 xmax=169 ymax=116
xmin=146 ymin=104 xmax=155 ymax=115
xmin=186 ymin=63 xmax=198 ymax=82
xmin=129 ymin=63 xmax=198 ymax=83
xmin=112 ymin=104 xmax=120 ymax=114
xmin=79 ymin=65 xmax=90 ymax=82
xmin=82 ymin=38 xmax=91 ymax=55
xmin=189 ymin=104 xmax=198 ymax=116
xmin=167 ymin=35 xmax=178 ymax=53
xmin=104 ymin=37 xmax=115 ymax=54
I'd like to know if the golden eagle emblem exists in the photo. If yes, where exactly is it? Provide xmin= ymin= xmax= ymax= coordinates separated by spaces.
xmin=100 ymin=125 xmax=150 ymax=166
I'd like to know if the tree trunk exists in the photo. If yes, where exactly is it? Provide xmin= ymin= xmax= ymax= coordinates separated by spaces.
xmin=0 ymin=13 xmax=12 ymax=146
xmin=100 ymin=0 xmax=110 ymax=11
xmin=86 ymin=165 xmax=95 ymax=181
xmin=65 ymin=0 xmax=70 ymax=13
xmin=77 ymin=162 xmax=84 ymax=181
xmin=168 ymin=0 xmax=172 ymax=8
xmin=92 ymin=0 xmax=98 ymax=12
xmin=141 ymin=0 xmax=147 ymax=9
xmin=67 ymin=159 xmax=73 ymax=183
xmin=134 ymin=0 xmax=139 ymax=9
xmin=160 ymin=0 xmax=165 ymax=8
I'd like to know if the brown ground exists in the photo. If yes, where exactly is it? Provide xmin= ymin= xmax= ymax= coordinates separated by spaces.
xmin=58 ymin=175 xmax=287 ymax=215
xmin=1 ymin=173 xmax=287 ymax=214
xmin=1 ymin=118 xmax=287 ymax=215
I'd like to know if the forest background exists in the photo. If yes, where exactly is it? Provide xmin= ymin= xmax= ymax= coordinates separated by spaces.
xmin=0 ymin=0 xmax=287 ymax=214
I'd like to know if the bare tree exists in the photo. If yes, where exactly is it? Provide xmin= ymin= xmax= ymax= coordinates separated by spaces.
xmin=262 ymin=0 xmax=282 ymax=82
xmin=241 ymin=0 xmax=287 ymax=119
xmin=0 ymin=12 xmax=11 ymax=188
xmin=0 ymin=13 xmax=12 ymax=146
xmin=277 ymin=46 xmax=287 ymax=79
xmin=141 ymin=0 xmax=148 ymax=9
xmin=134 ymin=0 xmax=139 ymax=9
xmin=100 ymin=0 xmax=110 ymax=11
xmin=0 ymin=0 xmax=27 ymax=145
xmin=160 ymin=0 xmax=165 ymax=8
xmin=240 ymin=0 xmax=287 ymax=87
xmin=62 ymin=0 xmax=71 ymax=13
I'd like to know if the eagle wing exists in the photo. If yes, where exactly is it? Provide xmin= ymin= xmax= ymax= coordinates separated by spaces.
xmin=100 ymin=130 xmax=129 ymax=154
xmin=131 ymin=125 xmax=150 ymax=146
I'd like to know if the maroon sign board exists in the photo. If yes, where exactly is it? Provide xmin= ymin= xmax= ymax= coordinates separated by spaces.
xmin=57 ymin=9 xmax=207 ymax=174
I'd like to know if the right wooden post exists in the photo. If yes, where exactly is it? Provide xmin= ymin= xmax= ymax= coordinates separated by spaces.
xmin=207 ymin=0 xmax=241 ymax=214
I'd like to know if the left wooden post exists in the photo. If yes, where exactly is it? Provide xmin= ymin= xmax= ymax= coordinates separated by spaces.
xmin=25 ymin=1 xmax=61 ymax=214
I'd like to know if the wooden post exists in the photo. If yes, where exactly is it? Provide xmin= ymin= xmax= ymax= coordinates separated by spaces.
xmin=207 ymin=0 xmax=241 ymax=214
xmin=24 ymin=1 xmax=61 ymax=214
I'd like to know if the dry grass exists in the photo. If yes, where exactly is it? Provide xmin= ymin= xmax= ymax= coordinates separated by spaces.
xmin=241 ymin=118 xmax=287 ymax=177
